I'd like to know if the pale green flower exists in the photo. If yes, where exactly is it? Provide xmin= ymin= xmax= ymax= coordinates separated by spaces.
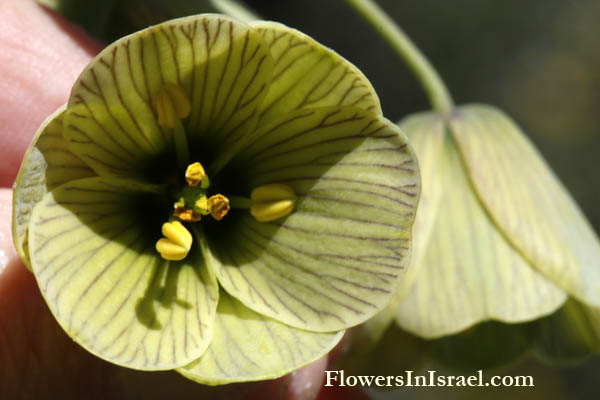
xmin=12 ymin=14 xmax=420 ymax=383
xmin=392 ymin=104 xmax=600 ymax=339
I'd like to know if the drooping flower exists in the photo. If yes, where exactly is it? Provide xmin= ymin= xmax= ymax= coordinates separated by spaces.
xmin=390 ymin=104 xmax=600 ymax=340
xmin=12 ymin=15 xmax=420 ymax=383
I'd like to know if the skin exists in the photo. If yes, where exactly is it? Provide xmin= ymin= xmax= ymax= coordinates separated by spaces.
xmin=0 ymin=1 xmax=329 ymax=398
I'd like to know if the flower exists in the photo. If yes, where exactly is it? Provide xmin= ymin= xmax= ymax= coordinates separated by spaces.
xmin=12 ymin=15 xmax=420 ymax=383
xmin=389 ymin=104 xmax=600 ymax=340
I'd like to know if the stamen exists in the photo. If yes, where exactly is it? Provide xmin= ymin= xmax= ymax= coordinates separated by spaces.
xmin=251 ymin=184 xmax=295 ymax=203
xmin=155 ymin=221 xmax=193 ymax=261
xmin=251 ymin=200 xmax=294 ymax=222
xmin=155 ymin=84 xmax=191 ymax=128
xmin=207 ymin=194 xmax=230 ymax=221
xmin=185 ymin=162 xmax=206 ymax=187
xmin=173 ymin=207 xmax=201 ymax=222
xmin=194 ymin=196 xmax=210 ymax=215
xmin=178 ymin=161 xmax=230 ymax=222
xmin=165 ymin=83 xmax=191 ymax=119
xmin=155 ymin=83 xmax=191 ymax=169
xmin=155 ymin=92 xmax=177 ymax=128
xmin=174 ymin=197 xmax=185 ymax=209
xmin=250 ymin=184 xmax=295 ymax=222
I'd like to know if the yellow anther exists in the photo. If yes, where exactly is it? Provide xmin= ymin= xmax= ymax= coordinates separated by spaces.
xmin=207 ymin=194 xmax=230 ymax=221
xmin=185 ymin=162 xmax=206 ymax=186
xmin=194 ymin=196 xmax=210 ymax=215
xmin=165 ymin=83 xmax=191 ymax=118
xmin=251 ymin=200 xmax=294 ymax=222
xmin=155 ymin=221 xmax=193 ymax=261
xmin=155 ymin=91 xmax=177 ymax=128
xmin=200 ymin=174 xmax=210 ymax=189
xmin=174 ymin=197 xmax=185 ymax=209
xmin=251 ymin=184 xmax=295 ymax=203
xmin=155 ymin=83 xmax=191 ymax=128
xmin=250 ymin=184 xmax=295 ymax=222
xmin=174 ymin=207 xmax=201 ymax=222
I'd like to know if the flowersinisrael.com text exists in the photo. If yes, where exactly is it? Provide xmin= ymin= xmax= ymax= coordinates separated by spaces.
xmin=325 ymin=370 xmax=534 ymax=388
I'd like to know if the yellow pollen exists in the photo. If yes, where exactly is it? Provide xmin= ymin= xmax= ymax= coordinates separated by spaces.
xmin=174 ymin=207 xmax=201 ymax=222
xmin=155 ymin=221 xmax=193 ymax=261
xmin=155 ymin=83 xmax=191 ymax=128
xmin=207 ymin=194 xmax=230 ymax=221
xmin=250 ymin=184 xmax=295 ymax=222
xmin=194 ymin=196 xmax=210 ymax=215
xmin=185 ymin=162 xmax=207 ymax=187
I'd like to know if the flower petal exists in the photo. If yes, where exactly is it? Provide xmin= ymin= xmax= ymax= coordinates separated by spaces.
xmin=177 ymin=290 xmax=343 ymax=384
xmin=450 ymin=105 xmax=600 ymax=307
xmin=12 ymin=106 xmax=95 ymax=269
xmin=207 ymin=107 xmax=419 ymax=332
xmin=64 ymin=15 xmax=273 ymax=177
xmin=251 ymin=21 xmax=381 ymax=128
xmin=350 ymin=112 xmax=447 ymax=345
xmin=394 ymin=112 xmax=446 ymax=297
xmin=28 ymin=177 xmax=218 ymax=370
xmin=395 ymin=114 xmax=566 ymax=339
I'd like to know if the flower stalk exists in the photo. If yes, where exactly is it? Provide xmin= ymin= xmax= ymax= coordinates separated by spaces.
xmin=345 ymin=0 xmax=454 ymax=115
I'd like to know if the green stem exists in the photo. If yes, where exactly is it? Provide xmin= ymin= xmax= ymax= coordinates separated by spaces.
xmin=345 ymin=0 xmax=454 ymax=115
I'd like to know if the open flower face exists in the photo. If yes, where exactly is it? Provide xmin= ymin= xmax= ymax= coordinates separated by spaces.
xmin=12 ymin=15 xmax=420 ymax=383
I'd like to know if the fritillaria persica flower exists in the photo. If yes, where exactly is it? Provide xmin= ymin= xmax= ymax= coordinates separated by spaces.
xmin=391 ymin=105 xmax=600 ymax=339
xmin=12 ymin=15 xmax=420 ymax=383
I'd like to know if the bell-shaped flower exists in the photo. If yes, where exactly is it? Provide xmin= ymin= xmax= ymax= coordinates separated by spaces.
xmin=12 ymin=14 xmax=420 ymax=383
xmin=391 ymin=104 xmax=600 ymax=339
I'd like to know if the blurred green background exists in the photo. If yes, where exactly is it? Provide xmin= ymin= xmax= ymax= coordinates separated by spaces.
xmin=43 ymin=0 xmax=600 ymax=398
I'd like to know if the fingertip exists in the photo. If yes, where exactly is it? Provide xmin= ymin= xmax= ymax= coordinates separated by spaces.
xmin=0 ymin=0 xmax=102 ymax=187
xmin=287 ymin=355 xmax=329 ymax=400
xmin=0 ymin=188 xmax=17 ymax=275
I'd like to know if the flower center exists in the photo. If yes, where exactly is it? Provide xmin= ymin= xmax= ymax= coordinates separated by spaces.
xmin=153 ymin=84 xmax=297 ymax=262
xmin=173 ymin=161 xmax=231 ymax=223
